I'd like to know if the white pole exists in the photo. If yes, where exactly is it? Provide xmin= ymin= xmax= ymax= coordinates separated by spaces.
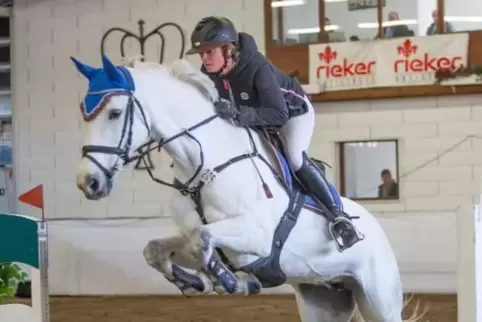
xmin=457 ymin=182 xmax=482 ymax=322
xmin=476 ymin=201 xmax=482 ymax=322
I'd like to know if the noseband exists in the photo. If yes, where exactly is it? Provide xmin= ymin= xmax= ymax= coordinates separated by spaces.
xmin=81 ymin=89 xmax=151 ymax=181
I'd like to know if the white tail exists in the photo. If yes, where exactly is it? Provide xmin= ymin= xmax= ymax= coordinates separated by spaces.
xmin=351 ymin=293 xmax=429 ymax=322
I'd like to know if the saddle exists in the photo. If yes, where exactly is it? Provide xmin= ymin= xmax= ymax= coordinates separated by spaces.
xmin=259 ymin=129 xmax=343 ymax=215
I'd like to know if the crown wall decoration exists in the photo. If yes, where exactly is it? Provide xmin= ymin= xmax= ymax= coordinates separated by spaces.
xmin=101 ymin=19 xmax=186 ymax=170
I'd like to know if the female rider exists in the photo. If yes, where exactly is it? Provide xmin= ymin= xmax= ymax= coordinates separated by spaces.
xmin=185 ymin=16 xmax=362 ymax=251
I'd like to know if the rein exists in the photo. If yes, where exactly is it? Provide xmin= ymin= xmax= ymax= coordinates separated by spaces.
xmin=83 ymin=86 xmax=284 ymax=272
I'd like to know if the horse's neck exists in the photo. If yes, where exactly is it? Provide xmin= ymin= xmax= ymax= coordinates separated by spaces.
xmin=132 ymin=66 xmax=213 ymax=136
xmin=133 ymin=67 xmax=249 ymax=178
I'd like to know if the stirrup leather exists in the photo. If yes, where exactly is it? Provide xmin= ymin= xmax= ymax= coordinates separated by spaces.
xmin=328 ymin=217 xmax=365 ymax=252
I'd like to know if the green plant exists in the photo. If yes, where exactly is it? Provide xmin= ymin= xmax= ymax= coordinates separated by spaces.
xmin=0 ymin=263 xmax=28 ymax=304
xmin=434 ymin=65 xmax=482 ymax=84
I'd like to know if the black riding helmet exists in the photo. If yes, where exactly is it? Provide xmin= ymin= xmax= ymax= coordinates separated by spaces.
xmin=186 ymin=16 xmax=239 ymax=55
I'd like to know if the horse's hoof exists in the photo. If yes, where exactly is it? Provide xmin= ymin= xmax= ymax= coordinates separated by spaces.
xmin=182 ymin=287 xmax=203 ymax=297
xmin=235 ymin=271 xmax=262 ymax=295
xmin=214 ymin=284 xmax=227 ymax=295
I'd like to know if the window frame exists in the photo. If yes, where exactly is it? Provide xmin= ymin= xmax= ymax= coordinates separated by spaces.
xmin=263 ymin=0 xmax=482 ymax=102
xmin=338 ymin=139 xmax=400 ymax=201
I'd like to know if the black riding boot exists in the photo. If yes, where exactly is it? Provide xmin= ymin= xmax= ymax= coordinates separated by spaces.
xmin=295 ymin=152 xmax=363 ymax=251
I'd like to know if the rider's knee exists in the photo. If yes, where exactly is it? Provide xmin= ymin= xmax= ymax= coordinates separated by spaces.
xmin=311 ymin=157 xmax=326 ymax=176
xmin=300 ymin=151 xmax=326 ymax=176
xmin=285 ymin=151 xmax=304 ymax=170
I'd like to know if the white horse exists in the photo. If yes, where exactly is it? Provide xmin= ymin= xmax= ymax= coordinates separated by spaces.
xmin=72 ymin=54 xmax=422 ymax=322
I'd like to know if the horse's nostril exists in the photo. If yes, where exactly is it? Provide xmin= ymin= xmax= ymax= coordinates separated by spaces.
xmin=86 ymin=174 xmax=100 ymax=193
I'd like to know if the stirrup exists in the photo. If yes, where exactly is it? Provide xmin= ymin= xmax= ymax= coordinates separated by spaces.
xmin=328 ymin=217 xmax=365 ymax=252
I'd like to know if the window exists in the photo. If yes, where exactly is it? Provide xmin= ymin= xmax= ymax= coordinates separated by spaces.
xmin=0 ymin=45 xmax=9 ymax=63
xmin=443 ymin=0 xmax=482 ymax=33
xmin=325 ymin=0 xmax=380 ymax=42
xmin=266 ymin=0 xmax=460 ymax=46
xmin=381 ymin=0 xmax=418 ymax=38
xmin=0 ymin=16 xmax=9 ymax=91
xmin=0 ymin=17 xmax=9 ymax=38
xmin=271 ymin=0 xmax=321 ymax=45
xmin=339 ymin=140 xmax=399 ymax=200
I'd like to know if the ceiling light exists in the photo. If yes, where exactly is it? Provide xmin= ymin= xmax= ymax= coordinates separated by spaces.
xmin=444 ymin=16 xmax=482 ymax=22
xmin=358 ymin=19 xmax=418 ymax=29
xmin=287 ymin=25 xmax=341 ymax=34
xmin=271 ymin=0 xmax=305 ymax=7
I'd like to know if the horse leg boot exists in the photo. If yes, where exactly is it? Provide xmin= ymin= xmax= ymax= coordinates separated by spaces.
xmin=143 ymin=236 xmax=214 ymax=295
xmin=295 ymin=152 xmax=364 ymax=252
xmin=188 ymin=206 xmax=265 ymax=295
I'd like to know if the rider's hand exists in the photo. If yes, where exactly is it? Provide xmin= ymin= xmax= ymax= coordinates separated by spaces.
xmin=214 ymin=98 xmax=239 ymax=120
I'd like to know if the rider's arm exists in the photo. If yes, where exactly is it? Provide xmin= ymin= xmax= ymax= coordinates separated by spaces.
xmin=236 ymin=65 xmax=290 ymax=127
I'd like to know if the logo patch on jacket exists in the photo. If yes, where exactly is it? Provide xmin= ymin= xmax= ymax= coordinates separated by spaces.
xmin=240 ymin=92 xmax=249 ymax=100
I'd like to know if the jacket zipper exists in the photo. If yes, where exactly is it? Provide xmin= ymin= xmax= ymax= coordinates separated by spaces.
xmin=225 ymin=80 xmax=236 ymax=106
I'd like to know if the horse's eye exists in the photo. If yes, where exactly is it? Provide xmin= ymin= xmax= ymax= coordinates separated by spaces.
xmin=108 ymin=109 xmax=122 ymax=120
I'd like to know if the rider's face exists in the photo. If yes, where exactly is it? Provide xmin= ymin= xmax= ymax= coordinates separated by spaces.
xmin=199 ymin=47 xmax=225 ymax=73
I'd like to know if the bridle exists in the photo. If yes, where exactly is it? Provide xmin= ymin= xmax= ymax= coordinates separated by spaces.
xmin=81 ymin=73 xmax=285 ymax=272
xmin=81 ymin=85 xmax=222 ymax=195
xmin=81 ymin=89 xmax=149 ymax=182
xmin=80 ymin=64 xmax=228 ymax=197
xmin=81 ymin=79 xmax=275 ymax=202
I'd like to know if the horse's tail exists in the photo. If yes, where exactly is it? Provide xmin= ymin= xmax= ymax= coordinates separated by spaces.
xmin=351 ymin=293 xmax=429 ymax=322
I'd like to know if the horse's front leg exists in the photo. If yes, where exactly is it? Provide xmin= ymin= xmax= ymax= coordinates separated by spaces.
xmin=188 ymin=206 xmax=267 ymax=295
xmin=143 ymin=235 xmax=214 ymax=296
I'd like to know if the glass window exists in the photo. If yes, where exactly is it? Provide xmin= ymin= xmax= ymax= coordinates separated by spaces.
xmin=0 ymin=71 xmax=10 ymax=90
xmin=443 ymin=0 xmax=482 ymax=33
xmin=380 ymin=0 xmax=418 ymax=38
xmin=271 ymin=0 xmax=320 ymax=45
xmin=325 ymin=0 xmax=380 ymax=42
xmin=340 ymin=140 xmax=399 ymax=200
xmin=0 ymin=46 xmax=9 ymax=64
xmin=0 ymin=18 xmax=9 ymax=38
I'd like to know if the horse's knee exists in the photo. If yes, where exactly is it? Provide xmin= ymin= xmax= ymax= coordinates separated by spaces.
xmin=143 ymin=240 xmax=166 ymax=265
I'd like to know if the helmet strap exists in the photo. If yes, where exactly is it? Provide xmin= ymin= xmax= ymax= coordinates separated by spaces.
xmin=206 ymin=44 xmax=234 ymax=76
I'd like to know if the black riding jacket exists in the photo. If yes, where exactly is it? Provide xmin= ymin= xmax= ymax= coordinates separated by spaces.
xmin=202 ymin=32 xmax=308 ymax=128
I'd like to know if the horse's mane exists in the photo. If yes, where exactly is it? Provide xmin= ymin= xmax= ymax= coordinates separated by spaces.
xmin=121 ymin=56 xmax=219 ymax=103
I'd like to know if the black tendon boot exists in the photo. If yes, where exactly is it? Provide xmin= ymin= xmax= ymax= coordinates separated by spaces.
xmin=295 ymin=152 xmax=364 ymax=251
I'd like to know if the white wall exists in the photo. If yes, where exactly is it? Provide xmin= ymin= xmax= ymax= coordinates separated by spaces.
xmin=10 ymin=0 xmax=482 ymax=295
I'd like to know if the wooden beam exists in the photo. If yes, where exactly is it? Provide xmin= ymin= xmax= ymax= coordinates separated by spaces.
xmin=377 ymin=0 xmax=383 ymax=38
xmin=437 ymin=0 xmax=444 ymax=34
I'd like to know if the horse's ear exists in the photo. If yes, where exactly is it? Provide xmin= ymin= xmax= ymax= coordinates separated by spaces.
xmin=70 ymin=56 xmax=96 ymax=79
xmin=101 ymin=54 xmax=124 ymax=83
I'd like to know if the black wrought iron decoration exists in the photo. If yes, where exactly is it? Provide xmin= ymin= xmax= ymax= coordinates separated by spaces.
xmin=101 ymin=19 xmax=186 ymax=170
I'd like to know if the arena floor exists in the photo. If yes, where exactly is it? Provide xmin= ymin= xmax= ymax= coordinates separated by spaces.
xmin=9 ymin=294 xmax=456 ymax=322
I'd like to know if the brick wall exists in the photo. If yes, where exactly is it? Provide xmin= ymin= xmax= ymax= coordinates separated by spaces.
xmin=312 ymin=94 xmax=482 ymax=215
xmin=11 ymin=0 xmax=265 ymax=219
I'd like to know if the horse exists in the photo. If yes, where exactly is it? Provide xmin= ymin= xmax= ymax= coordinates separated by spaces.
xmin=72 ymin=54 xmax=423 ymax=322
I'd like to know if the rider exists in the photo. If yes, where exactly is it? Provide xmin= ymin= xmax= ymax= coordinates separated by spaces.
xmin=185 ymin=16 xmax=363 ymax=251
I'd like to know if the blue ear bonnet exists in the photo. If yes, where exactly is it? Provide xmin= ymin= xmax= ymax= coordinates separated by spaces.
xmin=71 ymin=55 xmax=135 ymax=121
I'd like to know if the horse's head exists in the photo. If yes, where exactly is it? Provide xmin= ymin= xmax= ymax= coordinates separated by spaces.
xmin=72 ymin=55 xmax=151 ymax=200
